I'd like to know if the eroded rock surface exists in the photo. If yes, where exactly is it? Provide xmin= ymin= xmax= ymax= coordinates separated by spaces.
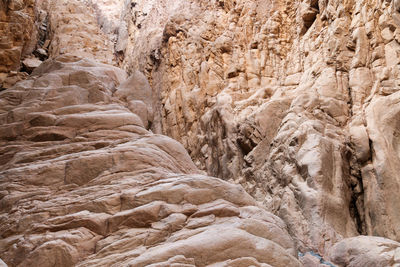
xmin=2 ymin=0 xmax=400 ymax=265
xmin=0 ymin=55 xmax=302 ymax=266
xmin=113 ymin=0 xmax=400 ymax=255
xmin=327 ymin=236 xmax=400 ymax=267
xmin=45 ymin=0 xmax=115 ymax=64
xmin=0 ymin=0 xmax=36 ymax=88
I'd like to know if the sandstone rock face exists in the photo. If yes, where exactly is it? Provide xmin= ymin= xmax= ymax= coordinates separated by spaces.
xmin=83 ymin=0 xmax=124 ymax=42
xmin=0 ymin=0 xmax=37 ymax=88
xmin=0 ymin=54 xmax=300 ymax=266
xmin=1 ymin=0 xmax=117 ymax=90
xmin=46 ymin=0 xmax=115 ymax=64
xmin=0 ymin=0 xmax=36 ymax=71
xmin=112 ymin=0 xmax=400 ymax=255
xmin=327 ymin=236 xmax=400 ymax=267
xmin=3 ymin=0 xmax=400 ymax=265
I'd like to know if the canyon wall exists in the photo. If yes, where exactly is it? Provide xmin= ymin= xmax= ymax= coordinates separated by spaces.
xmin=0 ymin=1 xmax=303 ymax=265
xmin=0 ymin=53 xmax=304 ymax=266
xmin=1 ymin=0 xmax=400 ymax=266
xmin=112 ymin=0 xmax=400 ymax=254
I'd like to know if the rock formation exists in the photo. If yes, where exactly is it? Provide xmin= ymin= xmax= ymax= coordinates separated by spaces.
xmin=1 ymin=0 xmax=400 ymax=266
xmin=109 ymin=0 xmax=400 ymax=257
xmin=0 ymin=0 xmax=36 ymax=89
xmin=0 ymin=54 xmax=302 ymax=266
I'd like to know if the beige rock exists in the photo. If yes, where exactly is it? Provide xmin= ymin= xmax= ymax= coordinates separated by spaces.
xmin=0 ymin=55 xmax=301 ymax=267
xmin=363 ymin=92 xmax=400 ymax=241
xmin=327 ymin=236 xmax=400 ymax=267
xmin=113 ymin=0 xmax=400 ymax=256
xmin=46 ymin=0 xmax=116 ymax=64
xmin=114 ymin=71 xmax=154 ymax=128
xmin=3 ymin=0 xmax=400 ymax=264
xmin=22 ymin=57 xmax=43 ymax=73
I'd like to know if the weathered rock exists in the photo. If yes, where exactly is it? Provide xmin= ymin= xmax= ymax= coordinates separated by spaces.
xmin=0 ymin=0 xmax=37 ymax=88
xmin=363 ymin=92 xmax=400 ymax=241
xmin=0 ymin=55 xmax=301 ymax=266
xmin=113 ymin=0 xmax=400 ymax=255
xmin=114 ymin=70 xmax=154 ymax=128
xmin=22 ymin=57 xmax=42 ymax=73
xmin=2 ymin=0 xmax=400 ymax=265
xmin=0 ymin=71 xmax=29 ymax=90
xmin=327 ymin=236 xmax=400 ymax=267
xmin=46 ymin=0 xmax=116 ymax=64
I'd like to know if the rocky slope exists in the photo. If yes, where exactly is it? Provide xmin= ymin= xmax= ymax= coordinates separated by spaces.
xmin=1 ymin=0 xmax=400 ymax=266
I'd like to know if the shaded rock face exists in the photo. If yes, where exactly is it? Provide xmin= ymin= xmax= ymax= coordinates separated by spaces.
xmin=110 ymin=0 xmax=400 ymax=255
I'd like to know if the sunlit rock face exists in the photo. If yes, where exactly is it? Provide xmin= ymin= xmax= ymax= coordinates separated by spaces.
xmin=0 ymin=0 xmax=36 ymax=88
xmin=0 ymin=0 xmax=117 ymax=90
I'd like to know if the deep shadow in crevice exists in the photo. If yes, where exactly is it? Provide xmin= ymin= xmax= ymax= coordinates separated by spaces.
xmin=301 ymin=0 xmax=320 ymax=35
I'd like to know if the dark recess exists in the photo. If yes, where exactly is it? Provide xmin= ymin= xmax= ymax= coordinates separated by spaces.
xmin=301 ymin=0 xmax=320 ymax=35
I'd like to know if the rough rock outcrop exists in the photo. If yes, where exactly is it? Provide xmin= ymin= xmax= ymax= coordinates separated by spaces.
xmin=0 ymin=55 xmax=302 ymax=266
xmin=0 ymin=0 xmax=117 ymax=90
xmin=45 ymin=0 xmax=115 ymax=64
xmin=2 ymin=0 xmax=400 ymax=265
xmin=111 ymin=0 xmax=400 ymax=255
xmin=327 ymin=236 xmax=400 ymax=266
xmin=0 ymin=0 xmax=36 ymax=88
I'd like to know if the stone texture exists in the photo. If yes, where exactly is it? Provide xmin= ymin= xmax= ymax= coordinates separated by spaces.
xmin=46 ymin=0 xmax=116 ymax=64
xmin=21 ymin=57 xmax=42 ymax=73
xmin=0 ymin=0 xmax=37 ymax=88
xmin=83 ymin=0 xmax=124 ymax=43
xmin=1 ymin=0 xmax=118 ymax=90
xmin=2 ymin=0 xmax=400 ymax=265
xmin=112 ymin=0 xmax=400 ymax=256
xmin=0 ymin=55 xmax=301 ymax=266
xmin=327 ymin=236 xmax=400 ymax=267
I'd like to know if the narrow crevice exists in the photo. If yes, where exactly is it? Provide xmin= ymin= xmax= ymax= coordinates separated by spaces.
xmin=346 ymin=145 xmax=367 ymax=235
xmin=34 ymin=13 xmax=50 ymax=61
xmin=311 ymin=0 xmax=319 ymax=11
xmin=301 ymin=0 xmax=320 ymax=35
